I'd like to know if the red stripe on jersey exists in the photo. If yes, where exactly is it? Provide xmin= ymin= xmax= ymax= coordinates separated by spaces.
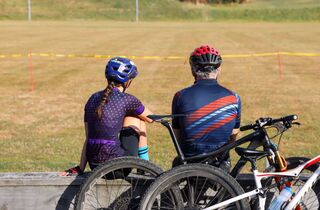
xmin=186 ymin=95 xmax=237 ymax=125
xmin=191 ymin=114 xmax=237 ymax=140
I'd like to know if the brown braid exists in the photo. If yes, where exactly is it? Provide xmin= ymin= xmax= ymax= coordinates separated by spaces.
xmin=95 ymin=80 xmax=117 ymax=119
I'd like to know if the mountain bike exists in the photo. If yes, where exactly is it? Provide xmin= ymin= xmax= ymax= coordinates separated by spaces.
xmin=139 ymin=114 xmax=320 ymax=209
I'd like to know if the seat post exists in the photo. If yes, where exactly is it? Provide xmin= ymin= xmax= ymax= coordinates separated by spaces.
xmin=161 ymin=121 xmax=185 ymax=161
xmin=247 ymin=157 xmax=257 ymax=171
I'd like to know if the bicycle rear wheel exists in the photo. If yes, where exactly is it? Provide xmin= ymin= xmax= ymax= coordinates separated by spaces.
xmin=139 ymin=163 xmax=250 ymax=210
xmin=74 ymin=156 xmax=163 ymax=210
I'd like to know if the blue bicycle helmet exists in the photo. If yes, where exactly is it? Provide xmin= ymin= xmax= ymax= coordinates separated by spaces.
xmin=105 ymin=57 xmax=138 ymax=83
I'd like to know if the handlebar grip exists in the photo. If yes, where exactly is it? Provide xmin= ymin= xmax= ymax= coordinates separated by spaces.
xmin=147 ymin=114 xmax=187 ymax=122
xmin=240 ymin=124 xmax=254 ymax=131
xmin=281 ymin=114 xmax=298 ymax=122
xmin=147 ymin=115 xmax=168 ymax=121
xmin=272 ymin=114 xmax=298 ymax=124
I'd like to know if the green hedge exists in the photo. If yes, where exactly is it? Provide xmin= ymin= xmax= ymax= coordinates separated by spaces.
xmin=0 ymin=0 xmax=319 ymax=21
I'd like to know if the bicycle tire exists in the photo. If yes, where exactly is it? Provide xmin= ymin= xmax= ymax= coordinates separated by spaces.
xmin=139 ymin=163 xmax=250 ymax=210
xmin=285 ymin=157 xmax=320 ymax=210
xmin=74 ymin=156 xmax=163 ymax=210
xmin=260 ymin=157 xmax=320 ymax=210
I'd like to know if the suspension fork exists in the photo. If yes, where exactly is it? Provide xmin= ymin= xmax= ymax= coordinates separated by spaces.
xmin=275 ymin=151 xmax=287 ymax=172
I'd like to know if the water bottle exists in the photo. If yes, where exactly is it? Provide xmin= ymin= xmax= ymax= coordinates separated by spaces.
xmin=268 ymin=186 xmax=293 ymax=210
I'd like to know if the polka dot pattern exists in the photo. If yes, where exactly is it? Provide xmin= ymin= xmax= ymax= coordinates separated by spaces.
xmin=84 ymin=89 xmax=144 ymax=141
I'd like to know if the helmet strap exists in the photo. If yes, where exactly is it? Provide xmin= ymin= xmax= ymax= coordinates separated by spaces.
xmin=121 ymin=83 xmax=127 ymax=92
xmin=122 ymin=80 xmax=132 ymax=92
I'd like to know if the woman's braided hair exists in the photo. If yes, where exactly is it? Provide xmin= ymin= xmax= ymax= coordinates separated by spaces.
xmin=95 ymin=80 xmax=118 ymax=119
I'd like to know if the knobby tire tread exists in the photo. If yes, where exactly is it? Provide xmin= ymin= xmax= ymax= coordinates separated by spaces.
xmin=74 ymin=156 xmax=163 ymax=210
xmin=140 ymin=163 xmax=250 ymax=210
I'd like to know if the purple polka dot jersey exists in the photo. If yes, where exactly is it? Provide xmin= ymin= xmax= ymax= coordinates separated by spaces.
xmin=84 ymin=88 xmax=145 ymax=167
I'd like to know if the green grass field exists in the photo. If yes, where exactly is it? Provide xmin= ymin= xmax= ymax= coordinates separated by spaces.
xmin=0 ymin=21 xmax=319 ymax=172
xmin=0 ymin=0 xmax=319 ymax=21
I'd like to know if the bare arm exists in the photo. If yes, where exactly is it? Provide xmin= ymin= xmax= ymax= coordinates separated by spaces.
xmin=60 ymin=123 xmax=88 ymax=176
xmin=79 ymin=123 xmax=89 ymax=171
xmin=229 ymin=128 xmax=239 ymax=143
xmin=138 ymin=106 xmax=153 ymax=123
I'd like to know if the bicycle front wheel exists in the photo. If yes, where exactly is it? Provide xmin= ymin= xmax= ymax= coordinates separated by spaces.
xmin=139 ymin=163 xmax=250 ymax=210
xmin=262 ymin=157 xmax=320 ymax=210
xmin=74 ymin=156 xmax=163 ymax=210
xmin=286 ymin=157 xmax=320 ymax=210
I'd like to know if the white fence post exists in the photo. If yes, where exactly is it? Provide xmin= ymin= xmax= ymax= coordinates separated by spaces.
xmin=28 ymin=0 xmax=32 ymax=21
xmin=136 ymin=0 xmax=139 ymax=22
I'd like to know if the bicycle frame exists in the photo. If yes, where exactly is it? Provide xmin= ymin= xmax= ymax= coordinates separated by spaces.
xmin=160 ymin=120 xmax=279 ymax=178
xmin=204 ymin=155 xmax=320 ymax=210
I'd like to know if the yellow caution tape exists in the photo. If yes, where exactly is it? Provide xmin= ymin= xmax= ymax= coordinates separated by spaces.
xmin=279 ymin=52 xmax=320 ymax=57
xmin=12 ymin=54 xmax=23 ymax=57
xmin=0 ymin=52 xmax=319 ymax=59
xmin=166 ymin=56 xmax=185 ymax=60
xmin=39 ymin=53 xmax=50 ymax=57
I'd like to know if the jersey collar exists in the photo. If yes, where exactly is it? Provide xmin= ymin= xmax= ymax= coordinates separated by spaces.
xmin=195 ymin=79 xmax=218 ymax=85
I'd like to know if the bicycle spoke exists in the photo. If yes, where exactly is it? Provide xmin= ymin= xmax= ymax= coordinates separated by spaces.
xmin=204 ymin=184 xmax=234 ymax=209
xmin=76 ymin=157 xmax=163 ymax=210
xmin=187 ymin=176 xmax=195 ymax=206
xmin=83 ymin=183 xmax=102 ymax=209
xmin=148 ymin=192 xmax=173 ymax=208
xmin=195 ymin=176 xmax=208 ymax=205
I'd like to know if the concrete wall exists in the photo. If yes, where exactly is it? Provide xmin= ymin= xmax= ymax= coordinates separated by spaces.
xmin=0 ymin=172 xmax=144 ymax=210
xmin=0 ymin=172 xmax=86 ymax=210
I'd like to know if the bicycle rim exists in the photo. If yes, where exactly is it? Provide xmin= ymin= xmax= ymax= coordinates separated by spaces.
xmin=140 ymin=164 xmax=249 ymax=210
xmin=75 ymin=157 xmax=163 ymax=210
xmin=286 ymin=157 xmax=320 ymax=210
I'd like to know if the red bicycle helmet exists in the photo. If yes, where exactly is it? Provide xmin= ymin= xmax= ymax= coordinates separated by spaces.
xmin=189 ymin=45 xmax=222 ymax=72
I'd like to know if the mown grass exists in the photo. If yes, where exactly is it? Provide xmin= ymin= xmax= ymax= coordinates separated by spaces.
xmin=0 ymin=0 xmax=319 ymax=21
xmin=0 ymin=21 xmax=319 ymax=172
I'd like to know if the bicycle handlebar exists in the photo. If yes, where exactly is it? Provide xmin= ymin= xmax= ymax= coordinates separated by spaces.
xmin=240 ymin=114 xmax=298 ymax=131
xmin=239 ymin=124 xmax=255 ymax=132
xmin=148 ymin=114 xmax=187 ymax=122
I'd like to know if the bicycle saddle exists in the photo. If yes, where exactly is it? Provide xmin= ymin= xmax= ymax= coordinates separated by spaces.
xmin=235 ymin=147 xmax=271 ymax=160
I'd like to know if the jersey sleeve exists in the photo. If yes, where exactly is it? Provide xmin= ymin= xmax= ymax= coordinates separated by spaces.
xmin=84 ymin=99 xmax=92 ymax=123
xmin=84 ymin=94 xmax=95 ymax=123
xmin=84 ymin=93 xmax=100 ymax=123
xmin=234 ymin=93 xmax=242 ymax=129
xmin=172 ymin=92 xmax=181 ymax=129
xmin=125 ymin=94 xmax=145 ymax=116
xmin=84 ymin=105 xmax=89 ymax=123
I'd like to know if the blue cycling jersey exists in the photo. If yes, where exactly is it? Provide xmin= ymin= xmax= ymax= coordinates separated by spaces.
xmin=172 ymin=79 xmax=241 ymax=157
xmin=84 ymin=88 xmax=144 ymax=166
